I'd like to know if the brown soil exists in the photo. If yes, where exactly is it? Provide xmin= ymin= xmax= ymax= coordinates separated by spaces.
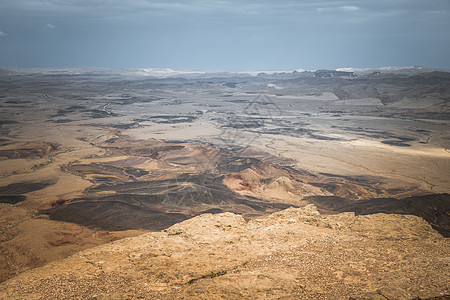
xmin=0 ymin=204 xmax=145 ymax=283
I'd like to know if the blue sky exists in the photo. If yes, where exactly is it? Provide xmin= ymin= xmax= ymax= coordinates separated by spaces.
xmin=0 ymin=0 xmax=449 ymax=70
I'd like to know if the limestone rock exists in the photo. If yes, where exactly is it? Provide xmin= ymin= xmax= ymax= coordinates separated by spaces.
xmin=0 ymin=206 xmax=448 ymax=299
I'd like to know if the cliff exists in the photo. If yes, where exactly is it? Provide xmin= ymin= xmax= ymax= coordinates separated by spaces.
xmin=0 ymin=205 xmax=448 ymax=299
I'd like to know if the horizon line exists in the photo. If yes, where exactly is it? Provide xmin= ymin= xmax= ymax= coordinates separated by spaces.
xmin=3 ymin=65 xmax=448 ymax=74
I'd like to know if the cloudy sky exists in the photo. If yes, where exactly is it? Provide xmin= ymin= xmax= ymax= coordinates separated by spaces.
xmin=0 ymin=0 xmax=449 ymax=70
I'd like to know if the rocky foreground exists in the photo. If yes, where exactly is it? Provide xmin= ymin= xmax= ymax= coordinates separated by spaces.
xmin=0 ymin=205 xmax=448 ymax=299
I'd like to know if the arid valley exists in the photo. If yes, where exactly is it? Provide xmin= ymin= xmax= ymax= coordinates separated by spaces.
xmin=0 ymin=67 xmax=449 ymax=299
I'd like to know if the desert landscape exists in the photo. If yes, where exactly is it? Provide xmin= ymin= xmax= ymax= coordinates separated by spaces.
xmin=0 ymin=67 xmax=449 ymax=299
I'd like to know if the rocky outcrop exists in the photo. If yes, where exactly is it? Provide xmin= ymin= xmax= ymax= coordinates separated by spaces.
xmin=308 ymin=193 xmax=450 ymax=237
xmin=0 ymin=205 xmax=448 ymax=299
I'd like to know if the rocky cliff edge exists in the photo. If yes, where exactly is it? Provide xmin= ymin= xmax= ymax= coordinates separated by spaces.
xmin=0 ymin=205 xmax=448 ymax=299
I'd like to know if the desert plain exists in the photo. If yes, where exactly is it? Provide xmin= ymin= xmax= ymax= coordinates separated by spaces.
xmin=0 ymin=67 xmax=449 ymax=299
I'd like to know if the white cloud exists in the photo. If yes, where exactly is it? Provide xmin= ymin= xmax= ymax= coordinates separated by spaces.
xmin=317 ymin=5 xmax=360 ymax=13
xmin=340 ymin=6 xmax=359 ymax=12
xmin=428 ymin=10 xmax=448 ymax=14
xmin=45 ymin=23 xmax=56 ymax=28
xmin=0 ymin=31 xmax=7 ymax=37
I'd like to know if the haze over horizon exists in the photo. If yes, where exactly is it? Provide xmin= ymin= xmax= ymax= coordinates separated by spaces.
xmin=0 ymin=0 xmax=449 ymax=71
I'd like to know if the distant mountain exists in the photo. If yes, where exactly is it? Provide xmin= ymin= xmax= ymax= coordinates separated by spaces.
xmin=0 ymin=66 xmax=447 ymax=79
xmin=335 ymin=66 xmax=442 ymax=76
xmin=1 ymin=67 xmax=253 ymax=78
xmin=251 ymin=66 xmax=446 ymax=78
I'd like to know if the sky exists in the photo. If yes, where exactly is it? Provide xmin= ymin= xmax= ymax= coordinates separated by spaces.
xmin=0 ymin=0 xmax=449 ymax=71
